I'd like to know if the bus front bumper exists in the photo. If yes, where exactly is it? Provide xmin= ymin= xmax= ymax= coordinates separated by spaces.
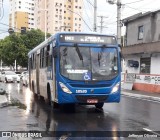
xmin=58 ymin=92 xmax=120 ymax=104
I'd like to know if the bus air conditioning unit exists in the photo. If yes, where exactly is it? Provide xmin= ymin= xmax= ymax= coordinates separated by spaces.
xmin=127 ymin=60 xmax=139 ymax=68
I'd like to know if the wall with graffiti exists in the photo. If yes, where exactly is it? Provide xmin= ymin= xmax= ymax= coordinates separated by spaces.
xmin=124 ymin=73 xmax=160 ymax=93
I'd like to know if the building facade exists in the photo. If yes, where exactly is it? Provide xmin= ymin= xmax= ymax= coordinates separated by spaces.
xmin=9 ymin=0 xmax=35 ymax=32
xmin=34 ymin=0 xmax=83 ymax=35
xmin=122 ymin=10 xmax=160 ymax=93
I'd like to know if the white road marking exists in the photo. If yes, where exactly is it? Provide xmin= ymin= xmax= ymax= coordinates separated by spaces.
xmin=122 ymin=95 xmax=160 ymax=104
xmin=143 ymin=128 xmax=160 ymax=137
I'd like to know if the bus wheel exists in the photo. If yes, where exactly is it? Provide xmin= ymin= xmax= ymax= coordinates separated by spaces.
xmin=47 ymin=84 xmax=53 ymax=106
xmin=95 ymin=103 xmax=104 ymax=109
xmin=52 ymin=101 xmax=59 ymax=109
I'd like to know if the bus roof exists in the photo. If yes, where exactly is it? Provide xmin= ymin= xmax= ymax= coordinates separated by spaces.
xmin=28 ymin=32 xmax=117 ymax=56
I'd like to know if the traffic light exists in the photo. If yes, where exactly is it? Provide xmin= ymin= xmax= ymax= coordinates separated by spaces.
xmin=21 ymin=27 xmax=26 ymax=34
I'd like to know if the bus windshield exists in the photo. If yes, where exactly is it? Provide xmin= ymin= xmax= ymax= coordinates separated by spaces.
xmin=60 ymin=46 xmax=118 ymax=81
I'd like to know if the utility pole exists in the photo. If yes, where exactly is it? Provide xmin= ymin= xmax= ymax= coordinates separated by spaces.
xmin=107 ymin=0 xmax=122 ymax=44
xmin=44 ymin=0 xmax=47 ymax=40
xmin=117 ymin=0 xmax=121 ymax=44
xmin=97 ymin=16 xmax=108 ymax=33
xmin=93 ymin=0 xmax=97 ymax=32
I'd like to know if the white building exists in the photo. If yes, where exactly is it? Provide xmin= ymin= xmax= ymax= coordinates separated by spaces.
xmin=9 ymin=0 xmax=35 ymax=32
xmin=34 ymin=0 xmax=83 ymax=35
xmin=122 ymin=10 xmax=160 ymax=93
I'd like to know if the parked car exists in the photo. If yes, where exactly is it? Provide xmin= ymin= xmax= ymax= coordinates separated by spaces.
xmin=20 ymin=71 xmax=28 ymax=79
xmin=22 ymin=72 xmax=29 ymax=86
xmin=15 ymin=71 xmax=21 ymax=77
xmin=1 ymin=71 xmax=20 ymax=83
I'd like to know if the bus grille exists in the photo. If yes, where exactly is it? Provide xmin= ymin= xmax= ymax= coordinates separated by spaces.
xmin=75 ymin=95 xmax=108 ymax=103
xmin=70 ymin=84 xmax=112 ymax=88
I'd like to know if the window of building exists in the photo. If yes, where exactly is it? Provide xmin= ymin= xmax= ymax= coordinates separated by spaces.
xmin=140 ymin=57 xmax=151 ymax=74
xmin=75 ymin=0 xmax=78 ymax=2
xmin=68 ymin=17 xmax=71 ymax=20
xmin=68 ymin=29 xmax=70 ymax=31
xmin=68 ymin=5 xmax=71 ymax=8
xmin=59 ymin=15 xmax=62 ymax=20
xmin=138 ymin=25 xmax=143 ymax=40
xmin=75 ymin=6 xmax=78 ymax=8
xmin=79 ymin=18 xmax=81 ymax=21
xmin=64 ymin=11 xmax=66 ymax=13
xmin=79 ymin=6 xmax=81 ymax=9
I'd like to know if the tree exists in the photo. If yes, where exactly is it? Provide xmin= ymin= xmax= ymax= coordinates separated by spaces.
xmin=20 ymin=29 xmax=50 ymax=50
xmin=0 ymin=29 xmax=51 ymax=68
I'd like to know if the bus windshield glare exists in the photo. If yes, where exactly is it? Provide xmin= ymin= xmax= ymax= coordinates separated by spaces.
xmin=60 ymin=46 xmax=118 ymax=81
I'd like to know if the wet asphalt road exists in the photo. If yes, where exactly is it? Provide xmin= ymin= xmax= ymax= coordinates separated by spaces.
xmin=1 ymin=82 xmax=160 ymax=139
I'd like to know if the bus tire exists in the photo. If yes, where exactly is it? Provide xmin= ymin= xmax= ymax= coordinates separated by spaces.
xmin=32 ymin=82 xmax=35 ymax=93
xmin=47 ymin=84 xmax=52 ymax=106
xmin=32 ymin=82 xmax=37 ymax=99
xmin=95 ymin=103 xmax=104 ymax=109
xmin=52 ymin=101 xmax=59 ymax=109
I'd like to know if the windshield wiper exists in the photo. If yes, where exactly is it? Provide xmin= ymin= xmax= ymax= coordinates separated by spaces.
xmin=98 ymin=45 xmax=106 ymax=66
xmin=74 ymin=43 xmax=83 ymax=61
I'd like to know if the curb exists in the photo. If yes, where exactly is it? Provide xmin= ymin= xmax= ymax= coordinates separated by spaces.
xmin=0 ymin=95 xmax=8 ymax=108
xmin=122 ymin=91 xmax=160 ymax=102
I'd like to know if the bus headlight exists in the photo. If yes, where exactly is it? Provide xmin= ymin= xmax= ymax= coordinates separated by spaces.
xmin=59 ymin=82 xmax=72 ymax=94
xmin=111 ymin=82 xmax=120 ymax=94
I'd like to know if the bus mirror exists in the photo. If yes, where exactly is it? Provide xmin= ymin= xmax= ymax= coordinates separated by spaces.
xmin=53 ymin=47 xmax=57 ymax=58
xmin=118 ymin=44 xmax=122 ymax=48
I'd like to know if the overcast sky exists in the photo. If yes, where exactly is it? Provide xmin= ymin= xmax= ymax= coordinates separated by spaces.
xmin=0 ymin=0 xmax=160 ymax=39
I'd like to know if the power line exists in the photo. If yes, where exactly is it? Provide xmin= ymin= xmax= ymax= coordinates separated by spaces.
xmin=0 ymin=31 xmax=8 ymax=34
xmin=86 ymin=0 xmax=94 ymax=7
xmin=124 ymin=0 xmax=144 ymax=5
xmin=67 ymin=9 xmax=92 ymax=31
xmin=0 ymin=29 xmax=7 ymax=32
xmin=81 ymin=0 xmax=92 ymax=26
xmin=0 ymin=1 xmax=4 ymax=21
xmin=124 ymin=5 xmax=147 ymax=13
xmin=0 ymin=22 xmax=21 ymax=32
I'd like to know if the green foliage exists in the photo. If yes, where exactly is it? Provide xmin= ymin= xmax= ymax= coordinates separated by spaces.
xmin=0 ymin=29 xmax=51 ymax=68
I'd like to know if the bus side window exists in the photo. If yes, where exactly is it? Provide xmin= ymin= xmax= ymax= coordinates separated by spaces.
xmin=53 ymin=47 xmax=58 ymax=58
xmin=46 ymin=44 xmax=52 ymax=67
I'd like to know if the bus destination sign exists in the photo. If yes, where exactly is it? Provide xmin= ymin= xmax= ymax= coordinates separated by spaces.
xmin=59 ymin=34 xmax=116 ymax=44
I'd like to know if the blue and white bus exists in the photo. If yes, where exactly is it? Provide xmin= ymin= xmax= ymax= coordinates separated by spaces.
xmin=28 ymin=32 xmax=121 ymax=109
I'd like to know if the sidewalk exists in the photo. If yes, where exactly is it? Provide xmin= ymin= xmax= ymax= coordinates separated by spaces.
xmin=122 ymin=89 xmax=160 ymax=102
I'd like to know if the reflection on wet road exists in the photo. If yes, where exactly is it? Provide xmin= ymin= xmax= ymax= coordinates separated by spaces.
xmin=3 ymin=83 xmax=160 ymax=139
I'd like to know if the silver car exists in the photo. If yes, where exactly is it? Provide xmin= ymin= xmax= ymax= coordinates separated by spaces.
xmin=1 ymin=71 xmax=20 ymax=83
